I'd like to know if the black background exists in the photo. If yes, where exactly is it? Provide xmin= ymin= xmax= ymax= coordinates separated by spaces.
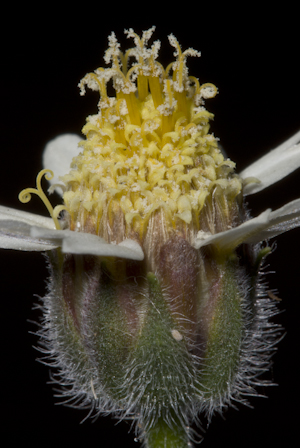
xmin=1 ymin=6 xmax=299 ymax=448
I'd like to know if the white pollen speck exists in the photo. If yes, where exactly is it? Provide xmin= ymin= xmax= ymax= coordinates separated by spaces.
xmin=171 ymin=329 xmax=183 ymax=341
xmin=119 ymin=100 xmax=129 ymax=116
xmin=195 ymin=230 xmax=212 ymax=240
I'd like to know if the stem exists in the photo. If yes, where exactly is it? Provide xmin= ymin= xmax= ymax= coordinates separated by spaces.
xmin=143 ymin=415 xmax=190 ymax=448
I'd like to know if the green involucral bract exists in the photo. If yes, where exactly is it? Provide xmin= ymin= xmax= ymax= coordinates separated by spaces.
xmin=199 ymin=259 xmax=243 ymax=399
xmin=40 ymin=228 xmax=279 ymax=447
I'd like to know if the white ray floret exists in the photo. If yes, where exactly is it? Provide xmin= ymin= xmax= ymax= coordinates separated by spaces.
xmin=42 ymin=134 xmax=82 ymax=194
xmin=0 ymin=205 xmax=57 ymax=251
xmin=241 ymin=130 xmax=300 ymax=195
xmin=31 ymin=226 xmax=144 ymax=260
xmin=0 ymin=205 xmax=144 ymax=260
xmin=194 ymin=198 xmax=300 ymax=251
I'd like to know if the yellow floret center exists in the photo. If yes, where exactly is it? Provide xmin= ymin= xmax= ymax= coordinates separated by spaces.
xmin=62 ymin=28 xmax=242 ymax=238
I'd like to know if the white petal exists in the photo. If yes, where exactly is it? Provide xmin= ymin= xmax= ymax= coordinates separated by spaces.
xmin=194 ymin=210 xmax=271 ymax=251
xmin=0 ymin=205 xmax=56 ymax=228
xmin=240 ymin=130 xmax=300 ymax=195
xmin=118 ymin=238 xmax=144 ymax=253
xmin=30 ymin=226 xmax=77 ymax=245
xmin=42 ymin=134 xmax=82 ymax=195
xmin=245 ymin=198 xmax=300 ymax=243
xmin=0 ymin=205 xmax=57 ymax=251
xmin=194 ymin=198 xmax=300 ymax=251
xmin=31 ymin=226 xmax=144 ymax=260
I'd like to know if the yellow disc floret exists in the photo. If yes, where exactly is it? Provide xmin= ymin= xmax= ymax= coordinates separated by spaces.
xmin=62 ymin=28 xmax=242 ymax=240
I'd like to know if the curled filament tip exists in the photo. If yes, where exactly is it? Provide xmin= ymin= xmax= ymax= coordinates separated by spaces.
xmin=19 ymin=169 xmax=63 ymax=230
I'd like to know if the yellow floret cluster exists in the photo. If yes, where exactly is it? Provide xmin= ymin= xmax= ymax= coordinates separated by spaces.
xmin=62 ymin=28 xmax=242 ymax=237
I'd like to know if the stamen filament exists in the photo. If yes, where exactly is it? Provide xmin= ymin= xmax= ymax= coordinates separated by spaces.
xmin=122 ymin=92 xmax=141 ymax=126
xmin=162 ymin=114 xmax=173 ymax=135
xmin=138 ymin=72 xmax=149 ymax=101
xmin=53 ymin=205 xmax=69 ymax=222
xmin=90 ymin=71 xmax=108 ymax=100
xmin=175 ymin=91 xmax=189 ymax=121
xmin=149 ymin=75 xmax=164 ymax=108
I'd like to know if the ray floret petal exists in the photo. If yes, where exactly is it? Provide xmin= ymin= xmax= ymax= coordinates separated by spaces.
xmin=0 ymin=206 xmax=144 ymax=259
xmin=193 ymin=198 xmax=300 ymax=252
xmin=31 ymin=226 xmax=144 ymax=260
xmin=241 ymin=129 xmax=300 ymax=195
xmin=0 ymin=205 xmax=57 ymax=251
xmin=42 ymin=133 xmax=82 ymax=194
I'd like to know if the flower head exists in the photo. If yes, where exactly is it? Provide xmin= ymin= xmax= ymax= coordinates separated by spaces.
xmin=1 ymin=28 xmax=300 ymax=448
xmin=64 ymin=27 xmax=240 ymax=260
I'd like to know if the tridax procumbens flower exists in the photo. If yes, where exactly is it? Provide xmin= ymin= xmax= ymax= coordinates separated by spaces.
xmin=1 ymin=27 xmax=300 ymax=448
